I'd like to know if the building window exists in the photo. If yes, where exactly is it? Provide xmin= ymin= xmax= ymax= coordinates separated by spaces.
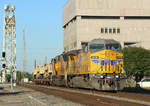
xmin=117 ymin=28 xmax=120 ymax=33
xmin=101 ymin=27 xmax=120 ymax=34
xmin=105 ymin=28 xmax=108 ymax=33
xmin=101 ymin=28 xmax=104 ymax=33
xmin=113 ymin=28 xmax=116 ymax=33
xmin=109 ymin=28 xmax=112 ymax=33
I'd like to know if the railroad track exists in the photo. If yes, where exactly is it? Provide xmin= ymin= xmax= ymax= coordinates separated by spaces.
xmin=18 ymin=83 xmax=150 ymax=106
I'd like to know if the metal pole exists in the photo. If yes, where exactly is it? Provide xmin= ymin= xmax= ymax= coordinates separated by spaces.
xmin=22 ymin=29 xmax=26 ymax=82
xmin=11 ymin=70 xmax=13 ymax=90
xmin=1 ymin=5 xmax=7 ymax=83
xmin=1 ymin=5 xmax=16 ymax=89
xmin=45 ymin=56 xmax=47 ymax=64
xmin=34 ymin=59 xmax=37 ymax=68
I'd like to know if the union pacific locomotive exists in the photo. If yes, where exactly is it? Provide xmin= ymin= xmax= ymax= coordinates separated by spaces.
xmin=32 ymin=38 xmax=126 ymax=91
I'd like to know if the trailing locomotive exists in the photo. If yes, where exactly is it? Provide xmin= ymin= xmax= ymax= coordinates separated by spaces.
xmin=32 ymin=38 xmax=126 ymax=91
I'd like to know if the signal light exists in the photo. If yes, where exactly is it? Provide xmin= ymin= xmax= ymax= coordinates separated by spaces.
xmin=2 ymin=64 xmax=6 ymax=68
xmin=2 ymin=52 xmax=5 ymax=58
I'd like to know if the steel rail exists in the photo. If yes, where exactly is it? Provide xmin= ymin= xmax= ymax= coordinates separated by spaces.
xmin=21 ymin=83 xmax=150 ymax=106
xmin=41 ymin=85 xmax=150 ymax=106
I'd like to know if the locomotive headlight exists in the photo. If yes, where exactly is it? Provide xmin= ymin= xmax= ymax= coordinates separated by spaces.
xmin=100 ymin=76 xmax=104 ymax=79
xmin=116 ymin=75 xmax=119 ymax=78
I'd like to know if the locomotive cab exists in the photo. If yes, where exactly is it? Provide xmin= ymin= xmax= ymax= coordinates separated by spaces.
xmin=88 ymin=39 xmax=121 ymax=53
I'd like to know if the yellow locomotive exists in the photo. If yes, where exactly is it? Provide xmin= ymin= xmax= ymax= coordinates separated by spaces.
xmin=33 ymin=38 xmax=126 ymax=91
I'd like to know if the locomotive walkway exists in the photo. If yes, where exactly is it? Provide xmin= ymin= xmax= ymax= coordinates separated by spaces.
xmin=19 ymin=83 xmax=150 ymax=106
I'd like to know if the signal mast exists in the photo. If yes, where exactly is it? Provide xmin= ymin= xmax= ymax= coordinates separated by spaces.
xmin=1 ymin=5 xmax=16 ymax=89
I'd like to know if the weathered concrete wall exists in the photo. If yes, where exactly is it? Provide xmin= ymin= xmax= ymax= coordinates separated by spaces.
xmin=76 ymin=18 xmax=150 ymax=49
xmin=63 ymin=18 xmax=77 ymax=51
xmin=63 ymin=0 xmax=150 ymax=52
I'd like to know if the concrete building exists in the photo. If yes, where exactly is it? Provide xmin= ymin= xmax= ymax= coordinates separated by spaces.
xmin=63 ymin=0 xmax=150 ymax=52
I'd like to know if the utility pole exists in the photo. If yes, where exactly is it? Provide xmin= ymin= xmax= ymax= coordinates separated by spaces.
xmin=34 ymin=59 xmax=36 ymax=68
xmin=45 ymin=56 xmax=47 ymax=64
xmin=1 ymin=5 xmax=16 ymax=89
xmin=22 ymin=30 xmax=26 ymax=82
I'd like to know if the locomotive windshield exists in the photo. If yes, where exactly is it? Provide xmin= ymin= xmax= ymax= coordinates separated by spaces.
xmin=106 ymin=44 xmax=121 ymax=52
xmin=89 ymin=44 xmax=104 ymax=52
xmin=89 ymin=43 xmax=121 ymax=52
xmin=89 ymin=39 xmax=122 ymax=53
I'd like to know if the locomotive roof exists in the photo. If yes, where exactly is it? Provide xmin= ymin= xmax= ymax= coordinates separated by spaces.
xmin=51 ymin=38 xmax=120 ymax=62
xmin=89 ymin=38 xmax=120 ymax=45
xmin=62 ymin=49 xmax=81 ymax=55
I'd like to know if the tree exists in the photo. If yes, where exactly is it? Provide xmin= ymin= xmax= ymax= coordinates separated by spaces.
xmin=5 ymin=74 xmax=11 ymax=82
xmin=144 ymin=70 xmax=150 ymax=76
xmin=123 ymin=47 xmax=150 ymax=82
xmin=24 ymin=72 xmax=32 ymax=81
xmin=16 ymin=71 xmax=33 ymax=82
xmin=16 ymin=71 xmax=22 ymax=82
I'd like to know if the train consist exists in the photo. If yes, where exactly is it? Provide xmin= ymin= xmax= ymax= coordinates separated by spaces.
xmin=32 ymin=38 xmax=126 ymax=91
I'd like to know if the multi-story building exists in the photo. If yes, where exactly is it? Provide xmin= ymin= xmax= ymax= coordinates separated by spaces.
xmin=63 ymin=0 xmax=150 ymax=52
